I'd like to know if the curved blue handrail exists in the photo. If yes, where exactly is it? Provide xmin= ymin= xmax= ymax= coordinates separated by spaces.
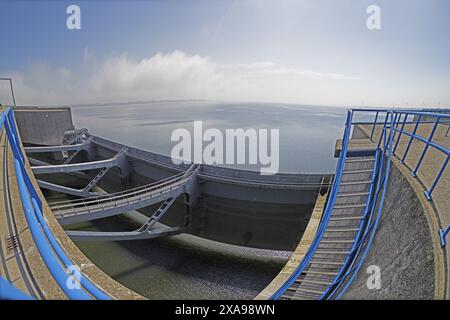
xmin=270 ymin=109 xmax=399 ymax=300
xmin=5 ymin=108 xmax=111 ymax=299
xmin=13 ymin=157 xmax=91 ymax=300
xmin=0 ymin=107 xmax=111 ymax=300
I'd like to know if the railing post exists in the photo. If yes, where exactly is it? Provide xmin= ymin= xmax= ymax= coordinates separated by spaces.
xmin=390 ymin=112 xmax=401 ymax=147
xmin=393 ymin=113 xmax=408 ymax=155
xmin=370 ymin=111 xmax=379 ymax=142
xmin=411 ymin=117 xmax=440 ymax=177
xmin=401 ymin=115 xmax=422 ymax=164
xmin=446 ymin=124 xmax=450 ymax=137
xmin=425 ymin=154 xmax=449 ymax=201
xmin=439 ymin=225 xmax=450 ymax=247
xmin=376 ymin=112 xmax=389 ymax=150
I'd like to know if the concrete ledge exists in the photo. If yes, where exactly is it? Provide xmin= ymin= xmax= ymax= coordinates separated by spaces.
xmin=335 ymin=138 xmax=377 ymax=158
xmin=254 ymin=192 xmax=327 ymax=300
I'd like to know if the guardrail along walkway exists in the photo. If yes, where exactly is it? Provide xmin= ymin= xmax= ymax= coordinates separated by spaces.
xmin=271 ymin=109 xmax=395 ymax=300
xmin=49 ymin=165 xmax=198 ymax=225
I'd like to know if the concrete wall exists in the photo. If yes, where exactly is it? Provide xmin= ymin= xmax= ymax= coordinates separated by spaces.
xmin=14 ymin=106 xmax=74 ymax=146
xmin=351 ymin=125 xmax=371 ymax=139
xmin=343 ymin=152 xmax=437 ymax=299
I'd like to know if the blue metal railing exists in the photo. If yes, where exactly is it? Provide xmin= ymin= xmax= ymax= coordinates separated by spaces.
xmin=390 ymin=111 xmax=450 ymax=201
xmin=270 ymin=109 xmax=355 ymax=299
xmin=271 ymin=107 xmax=449 ymax=300
xmin=325 ymin=110 xmax=395 ymax=299
xmin=0 ymin=107 xmax=111 ymax=300
xmin=323 ymin=109 xmax=450 ymax=299
xmin=366 ymin=110 xmax=450 ymax=248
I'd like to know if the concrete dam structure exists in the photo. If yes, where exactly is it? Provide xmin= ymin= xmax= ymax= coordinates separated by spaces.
xmin=1 ymin=105 xmax=449 ymax=300
xmin=24 ymin=107 xmax=332 ymax=250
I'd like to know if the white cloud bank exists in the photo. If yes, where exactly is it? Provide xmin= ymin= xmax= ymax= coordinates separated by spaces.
xmin=0 ymin=50 xmax=363 ymax=106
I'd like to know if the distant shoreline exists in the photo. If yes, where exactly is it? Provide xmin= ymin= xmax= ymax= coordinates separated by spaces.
xmin=69 ymin=99 xmax=210 ymax=108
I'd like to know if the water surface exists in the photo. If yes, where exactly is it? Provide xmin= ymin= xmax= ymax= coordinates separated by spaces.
xmin=71 ymin=102 xmax=346 ymax=173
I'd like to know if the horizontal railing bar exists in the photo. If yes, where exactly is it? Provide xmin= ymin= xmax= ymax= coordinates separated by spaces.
xmin=392 ymin=128 xmax=450 ymax=155
xmin=49 ymin=172 xmax=187 ymax=206
xmin=352 ymin=120 xmax=441 ymax=126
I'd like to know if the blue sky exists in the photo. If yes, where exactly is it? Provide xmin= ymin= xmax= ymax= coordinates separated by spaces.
xmin=1 ymin=0 xmax=449 ymax=107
